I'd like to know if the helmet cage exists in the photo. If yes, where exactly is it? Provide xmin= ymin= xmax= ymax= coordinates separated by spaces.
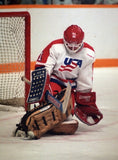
xmin=64 ymin=39 xmax=83 ymax=54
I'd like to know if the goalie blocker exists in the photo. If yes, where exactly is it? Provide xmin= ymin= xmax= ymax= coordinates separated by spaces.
xmin=27 ymin=67 xmax=50 ymax=103
xmin=22 ymin=68 xmax=72 ymax=113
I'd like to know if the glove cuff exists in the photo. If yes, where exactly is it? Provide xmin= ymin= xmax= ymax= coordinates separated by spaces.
xmin=75 ymin=91 xmax=96 ymax=105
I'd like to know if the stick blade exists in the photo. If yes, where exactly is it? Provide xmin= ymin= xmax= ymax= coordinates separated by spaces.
xmin=62 ymin=82 xmax=71 ymax=113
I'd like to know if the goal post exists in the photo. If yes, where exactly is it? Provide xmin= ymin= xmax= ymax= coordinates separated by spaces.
xmin=0 ymin=11 xmax=31 ymax=111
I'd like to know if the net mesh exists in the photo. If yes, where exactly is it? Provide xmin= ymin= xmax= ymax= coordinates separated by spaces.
xmin=0 ymin=16 xmax=26 ymax=107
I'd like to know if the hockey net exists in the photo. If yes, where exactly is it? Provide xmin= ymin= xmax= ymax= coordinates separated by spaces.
xmin=0 ymin=12 xmax=31 ymax=111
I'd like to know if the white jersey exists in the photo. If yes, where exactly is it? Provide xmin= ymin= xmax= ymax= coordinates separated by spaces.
xmin=35 ymin=39 xmax=95 ymax=92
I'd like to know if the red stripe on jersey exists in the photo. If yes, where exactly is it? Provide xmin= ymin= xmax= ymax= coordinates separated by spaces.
xmin=83 ymin=42 xmax=95 ymax=51
xmin=59 ymin=68 xmax=72 ymax=72
xmin=71 ymin=61 xmax=78 ymax=67
xmin=59 ymin=61 xmax=77 ymax=72
xmin=60 ymin=64 xmax=76 ymax=69
xmin=52 ymin=74 xmax=74 ymax=83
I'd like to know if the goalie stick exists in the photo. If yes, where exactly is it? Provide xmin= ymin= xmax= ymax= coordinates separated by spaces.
xmin=21 ymin=76 xmax=71 ymax=113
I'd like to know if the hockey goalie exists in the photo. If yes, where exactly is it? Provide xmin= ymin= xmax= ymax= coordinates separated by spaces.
xmin=15 ymin=24 xmax=103 ymax=139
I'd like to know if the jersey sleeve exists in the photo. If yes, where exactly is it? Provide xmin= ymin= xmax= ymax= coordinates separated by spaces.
xmin=45 ymin=46 xmax=58 ymax=75
xmin=35 ymin=42 xmax=57 ymax=75
xmin=76 ymin=52 xmax=95 ymax=92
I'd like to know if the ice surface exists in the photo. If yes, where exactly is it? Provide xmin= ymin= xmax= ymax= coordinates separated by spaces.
xmin=0 ymin=68 xmax=118 ymax=160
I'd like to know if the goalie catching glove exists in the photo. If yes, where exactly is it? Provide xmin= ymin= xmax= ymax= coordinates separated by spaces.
xmin=14 ymin=89 xmax=73 ymax=139
xmin=74 ymin=92 xmax=103 ymax=126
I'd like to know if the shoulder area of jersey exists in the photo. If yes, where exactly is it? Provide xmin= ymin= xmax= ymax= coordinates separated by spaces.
xmin=49 ymin=39 xmax=64 ymax=46
xmin=83 ymin=42 xmax=95 ymax=52
xmin=82 ymin=42 xmax=95 ymax=60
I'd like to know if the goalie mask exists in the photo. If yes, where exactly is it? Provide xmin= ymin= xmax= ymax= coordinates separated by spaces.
xmin=63 ymin=25 xmax=84 ymax=54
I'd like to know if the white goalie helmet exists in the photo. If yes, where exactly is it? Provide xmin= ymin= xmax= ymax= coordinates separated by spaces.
xmin=63 ymin=25 xmax=84 ymax=54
